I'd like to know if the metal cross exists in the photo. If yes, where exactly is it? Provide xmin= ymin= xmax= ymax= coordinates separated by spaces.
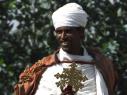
xmin=54 ymin=63 xmax=88 ymax=93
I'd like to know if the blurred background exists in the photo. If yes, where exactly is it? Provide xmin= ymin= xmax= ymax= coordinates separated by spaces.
xmin=0 ymin=0 xmax=127 ymax=95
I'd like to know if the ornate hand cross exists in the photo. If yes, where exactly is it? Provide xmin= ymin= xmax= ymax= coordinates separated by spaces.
xmin=54 ymin=63 xmax=88 ymax=94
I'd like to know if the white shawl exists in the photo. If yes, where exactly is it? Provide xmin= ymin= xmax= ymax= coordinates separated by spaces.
xmin=35 ymin=48 xmax=108 ymax=95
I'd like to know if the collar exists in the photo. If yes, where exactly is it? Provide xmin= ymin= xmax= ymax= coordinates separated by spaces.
xmin=55 ymin=48 xmax=95 ymax=64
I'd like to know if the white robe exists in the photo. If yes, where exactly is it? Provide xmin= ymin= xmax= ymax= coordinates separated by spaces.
xmin=35 ymin=48 xmax=108 ymax=95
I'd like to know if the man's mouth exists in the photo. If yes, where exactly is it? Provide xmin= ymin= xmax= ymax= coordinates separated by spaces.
xmin=62 ymin=42 xmax=69 ymax=45
xmin=61 ymin=42 xmax=70 ymax=46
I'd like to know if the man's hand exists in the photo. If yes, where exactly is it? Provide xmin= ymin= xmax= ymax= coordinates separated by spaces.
xmin=61 ymin=85 xmax=75 ymax=95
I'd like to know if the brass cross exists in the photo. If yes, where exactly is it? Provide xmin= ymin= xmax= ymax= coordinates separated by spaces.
xmin=54 ymin=63 xmax=88 ymax=93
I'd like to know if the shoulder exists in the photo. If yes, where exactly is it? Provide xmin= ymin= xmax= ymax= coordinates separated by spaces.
xmin=89 ymin=47 xmax=118 ymax=82
xmin=87 ymin=47 xmax=104 ymax=59
xmin=19 ymin=53 xmax=57 ymax=81
xmin=14 ymin=53 xmax=58 ymax=95
xmin=87 ymin=47 xmax=114 ymax=68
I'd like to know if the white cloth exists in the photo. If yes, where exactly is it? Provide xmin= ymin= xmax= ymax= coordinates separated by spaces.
xmin=52 ymin=3 xmax=88 ymax=29
xmin=58 ymin=48 xmax=93 ymax=62
xmin=95 ymin=67 xmax=109 ymax=95
xmin=35 ymin=48 xmax=108 ymax=95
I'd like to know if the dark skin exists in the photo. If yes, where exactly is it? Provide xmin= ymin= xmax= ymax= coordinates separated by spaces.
xmin=55 ymin=26 xmax=85 ymax=94
xmin=55 ymin=26 xmax=85 ymax=55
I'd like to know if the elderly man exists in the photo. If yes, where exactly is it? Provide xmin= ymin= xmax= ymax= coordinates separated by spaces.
xmin=14 ymin=3 xmax=117 ymax=95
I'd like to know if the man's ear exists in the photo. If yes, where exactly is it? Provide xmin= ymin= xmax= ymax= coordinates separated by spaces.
xmin=78 ymin=27 xmax=85 ymax=39
xmin=53 ymin=31 xmax=56 ymax=36
xmin=79 ymin=31 xmax=85 ymax=39
xmin=53 ymin=31 xmax=59 ymax=41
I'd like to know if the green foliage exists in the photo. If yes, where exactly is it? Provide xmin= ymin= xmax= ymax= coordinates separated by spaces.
xmin=0 ymin=0 xmax=127 ymax=95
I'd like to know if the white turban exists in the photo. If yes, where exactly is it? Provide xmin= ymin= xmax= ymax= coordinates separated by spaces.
xmin=52 ymin=3 xmax=88 ymax=29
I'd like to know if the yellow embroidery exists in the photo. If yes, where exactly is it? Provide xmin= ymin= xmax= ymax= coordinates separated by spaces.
xmin=19 ymin=60 xmax=46 ymax=83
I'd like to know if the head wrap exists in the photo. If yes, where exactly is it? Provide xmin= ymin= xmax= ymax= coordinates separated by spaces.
xmin=52 ymin=3 xmax=88 ymax=29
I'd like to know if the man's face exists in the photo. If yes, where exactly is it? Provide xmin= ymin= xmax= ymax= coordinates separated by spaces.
xmin=55 ymin=26 xmax=84 ymax=54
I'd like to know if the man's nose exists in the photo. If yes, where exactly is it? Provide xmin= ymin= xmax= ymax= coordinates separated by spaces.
xmin=61 ymin=31 xmax=66 ymax=39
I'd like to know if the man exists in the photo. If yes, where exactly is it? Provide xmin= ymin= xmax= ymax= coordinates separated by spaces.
xmin=14 ymin=3 xmax=117 ymax=95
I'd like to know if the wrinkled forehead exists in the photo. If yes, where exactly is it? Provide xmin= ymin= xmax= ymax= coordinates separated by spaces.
xmin=55 ymin=26 xmax=84 ymax=31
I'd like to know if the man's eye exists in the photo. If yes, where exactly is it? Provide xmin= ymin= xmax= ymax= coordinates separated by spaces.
xmin=55 ymin=30 xmax=62 ymax=34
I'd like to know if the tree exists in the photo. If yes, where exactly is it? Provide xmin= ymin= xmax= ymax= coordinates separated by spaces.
xmin=0 ymin=0 xmax=126 ymax=95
